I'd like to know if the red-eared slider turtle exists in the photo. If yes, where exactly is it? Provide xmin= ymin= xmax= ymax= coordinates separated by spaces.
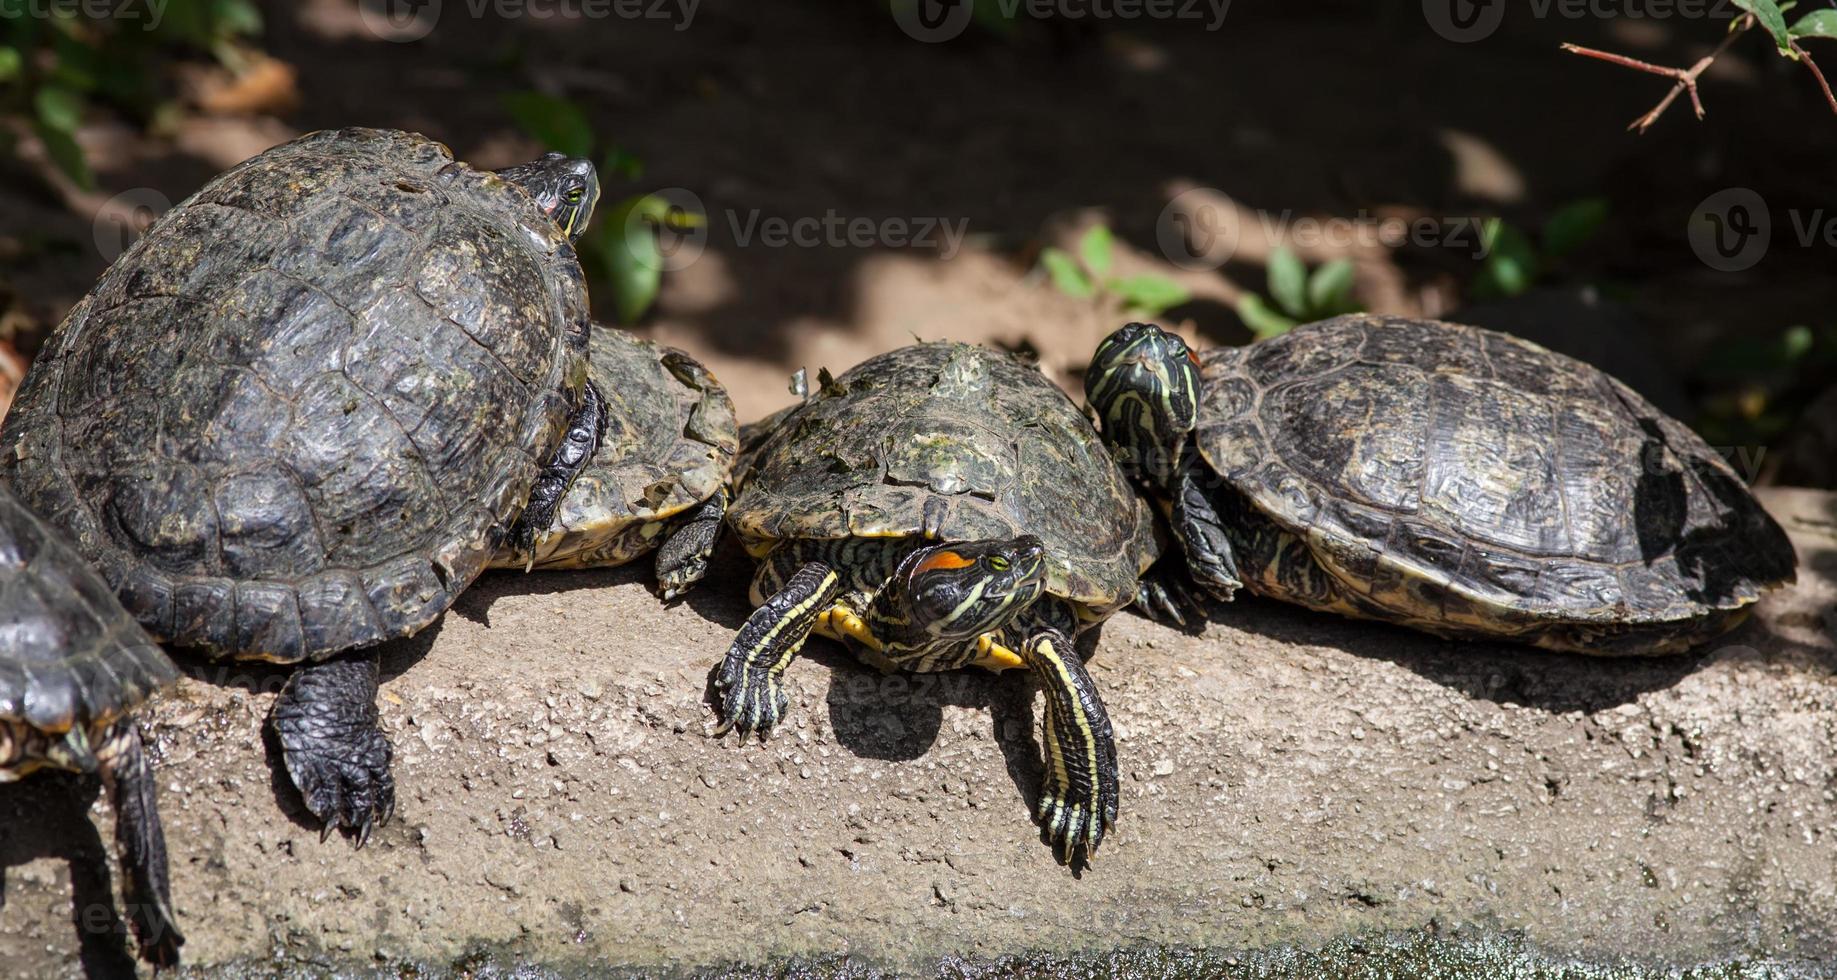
xmin=0 ymin=128 xmax=605 ymax=844
xmin=1085 ymin=316 xmax=1798 ymax=653
xmin=716 ymin=342 xmax=1160 ymax=864
xmin=0 ymin=482 xmax=182 ymax=966
xmin=488 ymin=325 xmax=737 ymax=594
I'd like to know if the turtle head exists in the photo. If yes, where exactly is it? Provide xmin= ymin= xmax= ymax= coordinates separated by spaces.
xmin=1085 ymin=321 xmax=1201 ymax=489
xmin=495 ymin=151 xmax=600 ymax=241
xmin=874 ymin=537 xmax=1048 ymax=650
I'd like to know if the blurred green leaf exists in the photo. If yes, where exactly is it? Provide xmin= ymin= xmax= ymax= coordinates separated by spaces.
xmin=1306 ymin=259 xmax=1356 ymax=314
xmin=34 ymin=121 xmax=92 ymax=189
xmin=1542 ymin=198 xmax=1609 ymax=258
xmin=1041 ymin=247 xmax=1095 ymax=299
xmin=1267 ymin=247 xmax=1308 ymax=318
xmin=595 ymin=194 xmax=666 ymax=325
xmin=1108 ymin=275 xmax=1189 ymax=317
xmin=1734 ymin=0 xmax=1794 ymax=54
xmin=34 ymin=85 xmax=85 ymax=133
xmin=214 ymin=0 xmax=265 ymax=38
xmin=1236 ymin=294 xmax=1297 ymax=339
xmin=1791 ymin=9 xmax=1837 ymax=38
xmin=1473 ymin=218 xmax=1539 ymax=299
xmin=0 ymin=47 xmax=20 ymax=83
xmin=1782 ymin=324 xmax=1814 ymax=359
xmin=503 ymin=91 xmax=596 ymax=159
xmin=1079 ymin=224 xmax=1114 ymax=276
xmin=601 ymin=147 xmax=644 ymax=182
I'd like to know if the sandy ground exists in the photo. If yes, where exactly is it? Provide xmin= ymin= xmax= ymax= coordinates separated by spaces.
xmin=0 ymin=489 xmax=1832 ymax=977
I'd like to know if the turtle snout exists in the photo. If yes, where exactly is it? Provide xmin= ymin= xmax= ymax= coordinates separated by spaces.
xmin=1008 ymin=536 xmax=1048 ymax=586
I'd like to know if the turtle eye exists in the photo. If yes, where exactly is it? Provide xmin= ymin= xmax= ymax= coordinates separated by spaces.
xmin=565 ymin=188 xmax=585 ymax=204
xmin=986 ymin=555 xmax=1011 ymax=572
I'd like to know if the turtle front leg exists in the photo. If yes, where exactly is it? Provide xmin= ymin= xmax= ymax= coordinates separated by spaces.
xmin=713 ymin=559 xmax=844 ymax=740
xmin=1014 ymin=619 xmax=1119 ymax=868
xmin=508 ymin=381 xmax=608 ymax=562
xmin=271 ymin=652 xmax=395 ymax=846
xmin=1170 ymin=465 xmax=1241 ymax=603
xmin=1133 ymin=555 xmax=1207 ymax=628
xmin=655 ymin=490 xmax=727 ymax=600
xmin=98 ymin=723 xmax=183 ymax=968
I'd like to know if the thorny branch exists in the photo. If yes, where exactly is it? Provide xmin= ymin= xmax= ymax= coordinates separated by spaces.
xmin=1562 ymin=13 xmax=1837 ymax=132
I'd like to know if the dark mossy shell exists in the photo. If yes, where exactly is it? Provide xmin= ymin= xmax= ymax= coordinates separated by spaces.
xmin=0 ymin=483 xmax=177 ymax=735
xmin=1194 ymin=314 xmax=1796 ymax=650
xmin=730 ymin=342 xmax=1157 ymax=614
xmin=489 ymin=327 xmax=738 ymax=569
xmin=0 ymin=128 xmax=590 ymax=663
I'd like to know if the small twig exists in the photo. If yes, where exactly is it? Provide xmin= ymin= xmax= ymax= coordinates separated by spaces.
xmin=1790 ymin=38 xmax=1837 ymax=117
xmin=1561 ymin=14 xmax=1754 ymax=132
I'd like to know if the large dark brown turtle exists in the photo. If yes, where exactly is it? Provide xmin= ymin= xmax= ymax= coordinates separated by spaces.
xmin=1 ymin=481 xmax=182 ymax=967
xmin=716 ymin=342 xmax=1161 ymax=865
xmin=1085 ymin=316 xmax=1798 ymax=653
xmin=0 ymin=128 xmax=604 ymax=843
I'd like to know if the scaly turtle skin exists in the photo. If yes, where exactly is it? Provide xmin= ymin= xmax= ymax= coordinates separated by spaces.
xmin=1086 ymin=316 xmax=1798 ymax=654
xmin=488 ymin=326 xmax=737 ymax=596
xmin=0 ymin=128 xmax=605 ymax=843
xmin=717 ymin=342 xmax=1159 ymax=866
xmin=0 ymin=482 xmax=182 ymax=967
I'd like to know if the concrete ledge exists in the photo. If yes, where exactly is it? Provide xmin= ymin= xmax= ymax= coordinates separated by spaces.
xmin=2 ymin=490 xmax=1833 ymax=977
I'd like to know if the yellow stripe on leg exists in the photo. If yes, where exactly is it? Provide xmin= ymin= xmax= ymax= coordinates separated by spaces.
xmin=972 ymin=633 xmax=1025 ymax=671
xmin=815 ymin=604 xmax=882 ymax=652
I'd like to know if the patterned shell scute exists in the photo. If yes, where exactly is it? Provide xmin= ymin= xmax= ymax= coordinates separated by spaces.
xmin=729 ymin=342 xmax=1155 ymax=609
xmin=0 ymin=128 xmax=591 ymax=662
xmin=1195 ymin=314 xmax=1796 ymax=623
xmin=0 ymin=483 xmax=178 ymax=734
xmin=549 ymin=329 xmax=738 ymax=535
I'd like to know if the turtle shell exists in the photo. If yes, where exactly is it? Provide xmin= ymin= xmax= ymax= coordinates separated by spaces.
xmin=0 ymin=482 xmax=177 ymax=746
xmin=730 ymin=342 xmax=1156 ymax=614
xmin=1194 ymin=314 xmax=1797 ymax=652
xmin=489 ymin=327 xmax=738 ymax=570
xmin=0 ymin=128 xmax=590 ymax=663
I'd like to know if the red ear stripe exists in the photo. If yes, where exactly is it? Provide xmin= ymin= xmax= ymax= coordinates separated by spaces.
xmin=914 ymin=550 xmax=978 ymax=575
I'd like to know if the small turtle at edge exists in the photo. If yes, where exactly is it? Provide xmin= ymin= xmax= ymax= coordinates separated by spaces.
xmin=1 ymin=481 xmax=183 ymax=967
xmin=715 ymin=341 xmax=1162 ymax=866
xmin=1085 ymin=316 xmax=1797 ymax=652
xmin=488 ymin=325 xmax=738 ymax=595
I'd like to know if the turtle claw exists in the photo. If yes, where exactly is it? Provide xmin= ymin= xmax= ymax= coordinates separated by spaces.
xmin=272 ymin=656 xmax=396 ymax=847
xmin=711 ymin=660 xmax=787 ymax=742
xmin=1133 ymin=560 xmax=1208 ymax=631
